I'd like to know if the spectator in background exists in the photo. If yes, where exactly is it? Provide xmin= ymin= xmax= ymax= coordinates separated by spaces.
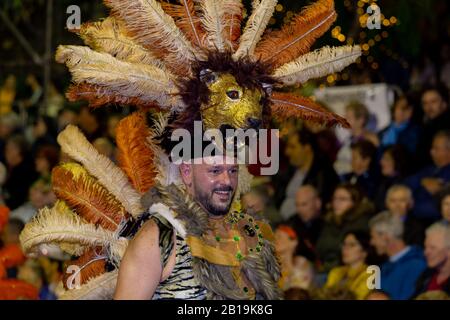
xmin=278 ymin=127 xmax=339 ymax=220
xmin=30 ymin=116 xmax=58 ymax=156
xmin=316 ymin=183 xmax=374 ymax=273
xmin=286 ymin=185 xmax=323 ymax=264
xmin=374 ymin=145 xmax=410 ymax=211
xmin=414 ymin=223 xmax=450 ymax=296
xmin=384 ymin=185 xmax=425 ymax=246
xmin=369 ymin=212 xmax=426 ymax=299
xmin=342 ymin=140 xmax=378 ymax=198
xmin=335 ymin=101 xmax=379 ymax=176
xmin=275 ymin=225 xmax=315 ymax=292
xmin=77 ymin=105 xmax=104 ymax=142
xmin=366 ymin=290 xmax=391 ymax=300
xmin=416 ymin=84 xmax=450 ymax=168
xmin=405 ymin=130 xmax=450 ymax=223
xmin=9 ymin=178 xmax=56 ymax=224
xmin=241 ymin=183 xmax=282 ymax=226
xmin=57 ymin=107 xmax=78 ymax=133
xmin=325 ymin=231 xmax=373 ymax=300
xmin=441 ymin=190 xmax=450 ymax=224
xmin=379 ymin=94 xmax=420 ymax=156
xmin=0 ymin=112 xmax=21 ymax=163
xmin=35 ymin=145 xmax=60 ymax=179
xmin=2 ymin=135 xmax=38 ymax=210
xmin=93 ymin=137 xmax=115 ymax=161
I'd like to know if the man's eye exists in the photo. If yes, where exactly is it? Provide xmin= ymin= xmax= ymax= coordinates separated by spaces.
xmin=229 ymin=168 xmax=238 ymax=174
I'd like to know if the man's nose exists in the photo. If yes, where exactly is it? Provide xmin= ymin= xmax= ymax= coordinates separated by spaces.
xmin=218 ymin=171 xmax=232 ymax=185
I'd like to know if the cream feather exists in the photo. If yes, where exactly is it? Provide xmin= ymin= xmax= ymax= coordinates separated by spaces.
xmin=237 ymin=164 xmax=253 ymax=195
xmin=200 ymin=0 xmax=226 ymax=52
xmin=104 ymin=0 xmax=205 ymax=65
xmin=57 ymin=125 xmax=144 ymax=217
xmin=19 ymin=204 xmax=127 ymax=263
xmin=56 ymin=45 xmax=184 ymax=111
xmin=273 ymin=45 xmax=361 ymax=86
xmin=233 ymin=0 xmax=277 ymax=59
xmin=78 ymin=17 xmax=165 ymax=68
xmin=59 ymin=269 xmax=118 ymax=300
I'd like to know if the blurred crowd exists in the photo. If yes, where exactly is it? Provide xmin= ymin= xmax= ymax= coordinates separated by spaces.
xmin=1 ymin=66 xmax=450 ymax=300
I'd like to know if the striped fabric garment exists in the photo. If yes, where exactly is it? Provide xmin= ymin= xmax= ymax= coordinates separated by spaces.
xmin=151 ymin=214 xmax=207 ymax=300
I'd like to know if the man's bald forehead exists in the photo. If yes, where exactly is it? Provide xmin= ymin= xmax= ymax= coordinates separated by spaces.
xmin=296 ymin=185 xmax=318 ymax=198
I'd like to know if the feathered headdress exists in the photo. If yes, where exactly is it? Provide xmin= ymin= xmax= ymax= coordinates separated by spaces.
xmin=21 ymin=0 xmax=360 ymax=299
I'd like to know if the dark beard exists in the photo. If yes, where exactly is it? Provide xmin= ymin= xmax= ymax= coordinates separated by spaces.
xmin=194 ymin=185 xmax=234 ymax=216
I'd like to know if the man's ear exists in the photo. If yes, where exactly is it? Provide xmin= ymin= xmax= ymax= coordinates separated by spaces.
xmin=179 ymin=163 xmax=193 ymax=187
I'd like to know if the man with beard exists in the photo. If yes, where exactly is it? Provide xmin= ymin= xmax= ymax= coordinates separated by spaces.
xmin=114 ymin=152 xmax=282 ymax=300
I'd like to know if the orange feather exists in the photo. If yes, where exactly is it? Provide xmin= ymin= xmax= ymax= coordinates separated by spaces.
xmin=270 ymin=91 xmax=350 ymax=128
xmin=66 ymin=83 xmax=163 ymax=110
xmin=62 ymin=247 xmax=106 ymax=290
xmin=52 ymin=163 xmax=126 ymax=231
xmin=161 ymin=0 xmax=208 ymax=49
xmin=116 ymin=112 xmax=157 ymax=194
xmin=255 ymin=0 xmax=336 ymax=68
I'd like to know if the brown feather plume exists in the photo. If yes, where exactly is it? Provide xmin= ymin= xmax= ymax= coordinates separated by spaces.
xmin=66 ymin=83 xmax=161 ymax=110
xmin=62 ymin=247 xmax=106 ymax=290
xmin=52 ymin=163 xmax=126 ymax=231
xmin=103 ymin=0 xmax=201 ymax=76
xmin=255 ymin=0 xmax=336 ymax=69
xmin=116 ymin=112 xmax=157 ymax=194
xmin=161 ymin=0 xmax=208 ymax=49
xmin=269 ymin=91 xmax=350 ymax=128
xmin=222 ymin=0 xmax=244 ymax=51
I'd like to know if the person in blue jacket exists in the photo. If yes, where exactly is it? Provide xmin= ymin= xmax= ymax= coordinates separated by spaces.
xmin=405 ymin=130 xmax=450 ymax=223
xmin=370 ymin=212 xmax=427 ymax=299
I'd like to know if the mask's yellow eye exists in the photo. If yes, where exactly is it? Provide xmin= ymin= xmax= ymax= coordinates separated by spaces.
xmin=226 ymin=90 xmax=240 ymax=100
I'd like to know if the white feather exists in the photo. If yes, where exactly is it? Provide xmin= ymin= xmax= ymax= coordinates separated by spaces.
xmin=57 ymin=125 xmax=144 ymax=217
xmin=20 ymin=203 xmax=127 ymax=264
xmin=273 ymin=45 xmax=362 ymax=86
xmin=233 ymin=0 xmax=277 ymax=59
xmin=104 ymin=0 xmax=204 ymax=64
xmin=149 ymin=203 xmax=186 ymax=238
xmin=200 ymin=0 xmax=226 ymax=52
xmin=59 ymin=270 xmax=118 ymax=300
xmin=56 ymin=45 xmax=184 ymax=111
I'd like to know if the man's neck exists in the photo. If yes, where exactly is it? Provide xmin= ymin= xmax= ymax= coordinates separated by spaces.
xmin=387 ymin=240 xmax=407 ymax=258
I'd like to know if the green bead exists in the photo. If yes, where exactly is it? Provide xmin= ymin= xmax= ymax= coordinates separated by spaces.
xmin=233 ymin=235 xmax=240 ymax=242
xmin=256 ymin=246 xmax=261 ymax=252
xmin=236 ymin=252 xmax=243 ymax=260
xmin=215 ymin=236 xmax=221 ymax=242
xmin=258 ymin=233 xmax=263 ymax=238
xmin=255 ymin=225 xmax=260 ymax=230
xmin=243 ymin=287 xmax=249 ymax=293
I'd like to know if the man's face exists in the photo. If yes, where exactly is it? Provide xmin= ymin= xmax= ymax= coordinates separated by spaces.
xmin=430 ymin=136 xmax=450 ymax=168
xmin=295 ymin=187 xmax=321 ymax=222
xmin=386 ymin=189 xmax=412 ymax=217
xmin=181 ymin=157 xmax=238 ymax=216
xmin=422 ymin=90 xmax=447 ymax=120
xmin=442 ymin=195 xmax=450 ymax=223
xmin=285 ymin=134 xmax=308 ymax=168
xmin=393 ymin=98 xmax=413 ymax=124
xmin=424 ymin=231 xmax=449 ymax=269
xmin=370 ymin=229 xmax=388 ymax=255
xmin=351 ymin=149 xmax=370 ymax=175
